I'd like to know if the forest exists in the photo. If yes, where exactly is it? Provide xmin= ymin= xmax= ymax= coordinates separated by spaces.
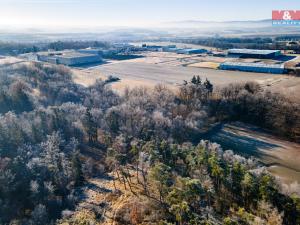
xmin=0 ymin=62 xmax=299 ymax=225
xmin=0 ymin=41 xmax=110 ymax=56
xmin=176 ymin=37 xmax=300 ymax=52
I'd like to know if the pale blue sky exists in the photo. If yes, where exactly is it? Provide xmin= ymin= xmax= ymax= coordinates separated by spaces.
xmin=0 ymin=0 xmax=299 ymax=27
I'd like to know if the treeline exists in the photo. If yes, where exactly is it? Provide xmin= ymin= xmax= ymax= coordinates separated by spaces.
xmin=176 ymin=37 xmax=272 ymax=50
xmin=275 ymin=35 xmax=300 ymax=42
xmin=211 ymin=82 xmax=300 ymax=141
xmin=0 ymin=63 xmax=299 ymax=224
xmin=0 ymin=40 xmax=110 ymax=56
xmin=47 ymin=41 xmax=109 ymax=51
xmin=0 ymin=42 xmax=41 ymax=55
xmin=176 ymin=37 xmax=300 ymax=51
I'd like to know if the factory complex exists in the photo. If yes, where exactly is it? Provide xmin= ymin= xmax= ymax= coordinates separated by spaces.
xmin=227 ymin=49 xmax=282 ymax=59
xmin=37 ymin=50 xmax=102 ymax=66
xmin=31 ymin=42 xmax=298 ymax=75
xmin=219 ymin=49 xmax=287 ymax=74
xmin=219 ymin=62 xmax=285 ymax=74
xmin=142 ymin=44 xmax=208 ymax=55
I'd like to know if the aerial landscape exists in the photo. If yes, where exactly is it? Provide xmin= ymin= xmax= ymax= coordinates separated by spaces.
xmin=0 ymin=0 xmax=300 ymax=225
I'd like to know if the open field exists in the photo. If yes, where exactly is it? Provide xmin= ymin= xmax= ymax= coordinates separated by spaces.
xmin=72 ymin=51 xmax=300 ymax=100
xmin=205 ymin=122 xmax=300 ymax=184
xmin=0 ymin=56 xmax=25 ymax=67
xmin=86 ymin=61 xmax=284 ymax=86
xmin=188 ymin=61 xmax=220 ymax=69
xmin=128 ymin=52 xmax=229 ymax=67
xmin=73 ymin=60 xmax=300 ymax=100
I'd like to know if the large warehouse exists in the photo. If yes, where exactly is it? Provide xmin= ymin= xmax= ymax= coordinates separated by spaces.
xmin=37 ymin=51 xmax=102 ymax=66
xmin=77 ymin=48 xmax=103 ymax=55
xmin=176 ymin=48 xmax=208 ymax=55
xmin=228 ymin=49 xmax=282 ymax=59
xmin=219 ymin=62 xmax=285 ymax=74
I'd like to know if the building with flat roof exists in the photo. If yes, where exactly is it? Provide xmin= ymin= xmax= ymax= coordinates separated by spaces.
xmin=219 ymin=62 xmax=285 ymax=74
xmin=228 ymin=49 xmax=281 ymax=59
xmin=177 ymin=48 xmax=208 ymax=55
xmin=144 ymin=45 xmax=163 ymax=52
xmin=165 ymin=48 xmax=183 ymax=53
xmin=77 ymin=48 xmax=103 ymax=55
xmin=114 ymin=43 xmax=134 ymax=49
xmin=37 ymin=51 xmax=102 ymax=66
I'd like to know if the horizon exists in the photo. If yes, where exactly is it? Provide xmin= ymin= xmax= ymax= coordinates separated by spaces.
xmin=0 ymin=0 xmax=299 ymax=29
xmin=0 ymin=18 xmax=273 ymax=31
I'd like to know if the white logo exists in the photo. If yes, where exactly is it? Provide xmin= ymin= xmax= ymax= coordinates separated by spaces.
xmin=283 ymin=11 xmax=292 ymax=20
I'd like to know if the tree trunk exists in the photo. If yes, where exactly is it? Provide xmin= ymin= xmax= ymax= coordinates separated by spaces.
xmin=126 ymin=166 xmax=132 ymax=183
xmin=125 ymin=175 xmax=134 ymax=193
xmin=122 ymin=175 xmax=127 ymax=190
xmin=116 ymin=169 xmax=121 ymax=182
xmin=112 ymin=171 xmax=117 ymax=191
xmin=136 ymin=162 xmax=140 ymax=184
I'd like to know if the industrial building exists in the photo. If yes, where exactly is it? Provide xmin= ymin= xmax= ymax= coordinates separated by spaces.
xmin=101 ymin=49 xmax=118 ymax=56
xmin=139 ymin=44 xmax=208 ymax=55
xmin=228 ymin=49 xmax=282 ymax=59
xmin=114 ymin=43 xmax=134 ymax=49
xmin=162 ymin=45 xmax=177 ymax=51
xmin=144 ymin=45 xmax=163 ymax=52
xmin=219 ymin=62 xmax=285 ymax=74
xmin=37 ymin=51 xmax=102 ymax=66
xmin=165 ymin=48 xmax=183 ymax=53
xmin=161 ymin=47 xmax=208 ymax=54
xmin=176 ymin=48 xmax=208 ymax=55
xmin=77 ymin=48 xmax=103 ymax=55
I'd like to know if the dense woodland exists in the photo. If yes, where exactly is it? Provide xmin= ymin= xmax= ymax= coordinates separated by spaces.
xmin=0 ymin=62 xmax=299 ymax=224
xmin=176 ymin=37 xmax=300 ymax=52
xmin=0 ymin=41 xmax=110 ymax=56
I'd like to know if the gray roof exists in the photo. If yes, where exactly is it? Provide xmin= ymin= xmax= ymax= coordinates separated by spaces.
xmin=180 ymin=48 xmax=207 ymax=52
xmin=80 ymin=47 xmax=103 ymax=51
xmin=221 ymin=62 xmax=284 ymax=69
xmin=38 ymin=51 xmax=97 ymax=58
xmin=228 ymin=49 xmax=281 ymax=55
xmin=58 ymin=52 xmax=97 ymax=58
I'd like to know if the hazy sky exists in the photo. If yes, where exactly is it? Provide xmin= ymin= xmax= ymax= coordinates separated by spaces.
xmin=0 ymin=0 xmax=299 ymax=27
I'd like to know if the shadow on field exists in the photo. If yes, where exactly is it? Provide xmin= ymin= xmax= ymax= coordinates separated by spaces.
xmin=203 ymin=123 xmax=281 ymax=158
